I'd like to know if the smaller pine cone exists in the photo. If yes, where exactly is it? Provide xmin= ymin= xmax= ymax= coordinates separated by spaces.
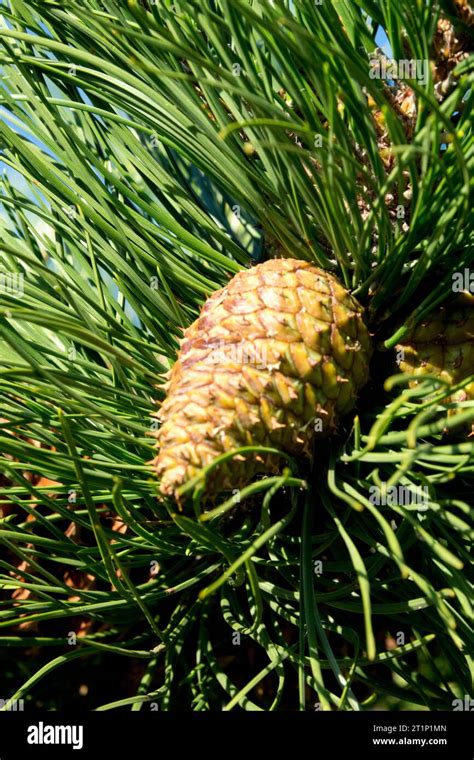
xmin=153 ymin=259 xmax=372 ymax=501
xmin=396 ymin=293 xmax=474 ymax=431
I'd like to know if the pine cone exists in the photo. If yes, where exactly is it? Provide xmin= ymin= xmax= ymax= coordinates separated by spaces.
xmin=396 ymin=293 xmax=474 ymax=431
xmin=153 ymin=259 xmax=372 ymax=500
